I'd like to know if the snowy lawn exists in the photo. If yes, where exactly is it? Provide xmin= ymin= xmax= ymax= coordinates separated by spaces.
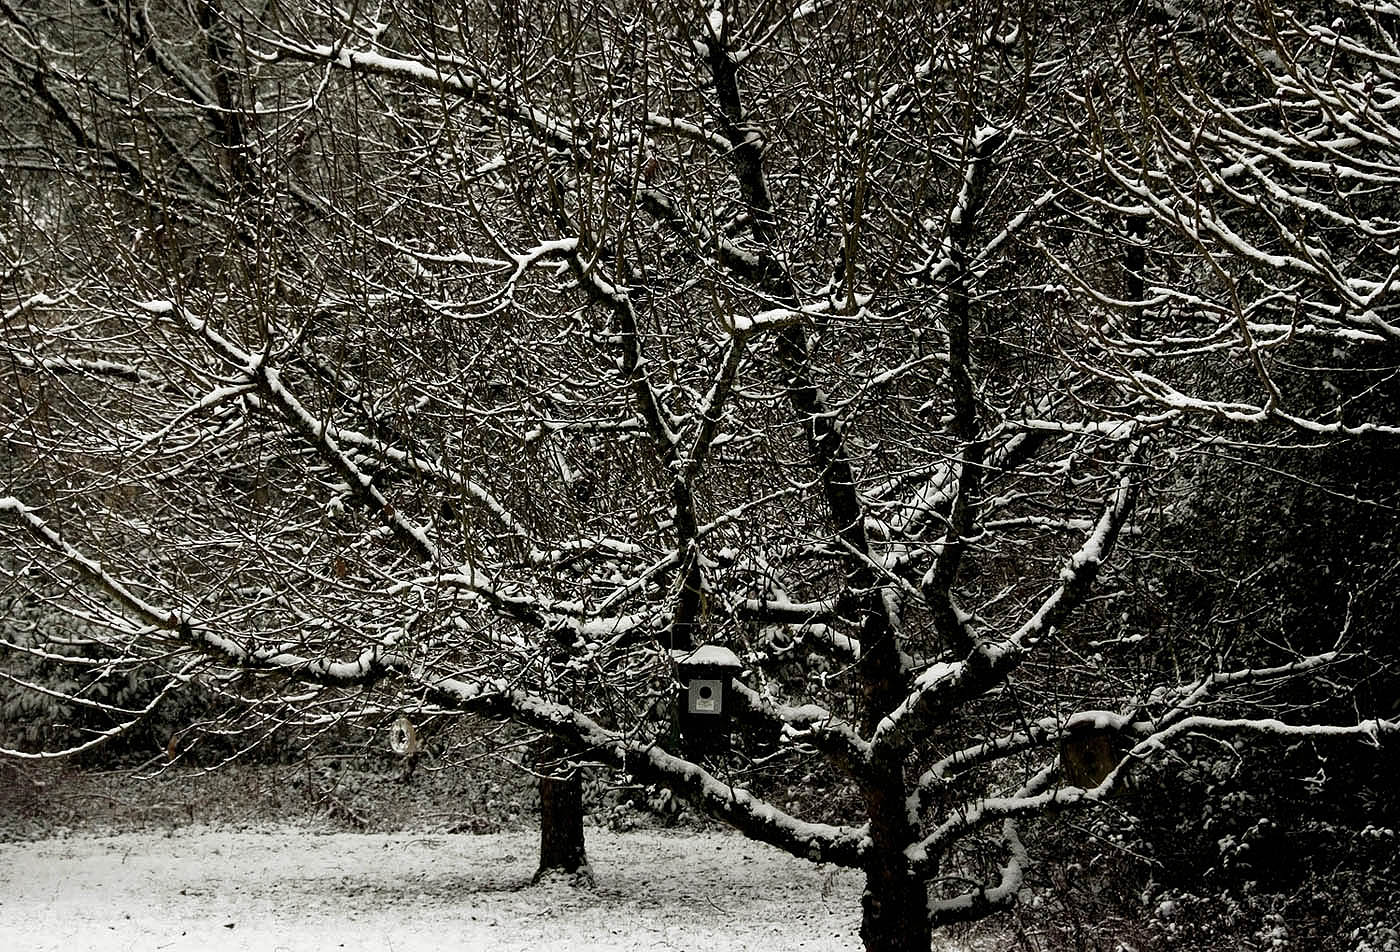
xmin=0 ymin=827 xmax=876 ymax=951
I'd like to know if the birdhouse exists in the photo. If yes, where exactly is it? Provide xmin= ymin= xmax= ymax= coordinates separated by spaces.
xmin=1060 ymin=727 xmax=1121 ymax=788
xmin=672 ymin=645 xmax=743 ymax=755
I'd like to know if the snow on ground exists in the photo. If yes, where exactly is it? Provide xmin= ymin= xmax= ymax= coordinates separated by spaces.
xmin=0 ymin=827 xmax=869 ymax=951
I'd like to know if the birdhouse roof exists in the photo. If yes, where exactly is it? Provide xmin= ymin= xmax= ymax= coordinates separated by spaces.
xmin=671 ymin=644 xmax=743 ymax=669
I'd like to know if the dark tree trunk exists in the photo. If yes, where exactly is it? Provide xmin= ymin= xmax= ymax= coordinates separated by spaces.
xmin=533 ymin=742 xmax=591 ymax=885
xmin=861 ymin=762 xmax=934 ymax=952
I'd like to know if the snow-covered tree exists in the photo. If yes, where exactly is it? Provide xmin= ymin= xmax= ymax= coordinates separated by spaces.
xmin=1054 ymin=0 xmax=1400 ymax=708
xmin=3 ymin=2 xmax=1394 ymax=950
xmin=1062 ymin=0 xmax=1400 ymax=437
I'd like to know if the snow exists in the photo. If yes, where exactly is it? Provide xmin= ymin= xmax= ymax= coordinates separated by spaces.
xmin=0 ymin=827 xmax=870 ymax=952
xmin=646 ymin=113 xmax=733 ymax=151
xmin=869 ymin=661 xmax=965 ymax=748
xmin=914 ymin=661 xmax=959 ymax=690
xmin=708 ymin=6 xmax=724 ymax=35
xmin=675 ymin=644 xmax=743 ymax=668
xmin=727 ymin=296 xmax=865 ymax=335
xmin=5 ymin=292 xmax=58 ymax=318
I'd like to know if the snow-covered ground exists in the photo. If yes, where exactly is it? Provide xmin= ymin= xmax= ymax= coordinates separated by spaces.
xmin=0 ymin=827 xmax=870 ymax=951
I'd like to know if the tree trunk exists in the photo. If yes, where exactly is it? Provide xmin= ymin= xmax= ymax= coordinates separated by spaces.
xmin=861 ymin=857 xmax=933 ymax=952
xmin=861 ymin=763 xmax=934 ymax=952
xmin=533 ymin=743 xmax=592 ymax=885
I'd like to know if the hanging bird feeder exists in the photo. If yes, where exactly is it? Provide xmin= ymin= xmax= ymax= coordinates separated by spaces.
xmin=389 ymin=716 xmax=420 ymax=756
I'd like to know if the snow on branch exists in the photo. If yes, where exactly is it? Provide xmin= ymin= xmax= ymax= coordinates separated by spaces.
xmin=2 ymin=496 xmax=259 ymax=663
xmin=1015 ymin=418 xmax=1155 ymax=440
xmin=899 ymin=646 xmax=1358 ymax=846
xmin=387 ymin=571 xmax=654 ymax=647
xmin=870 ymin=449 xmax=1143 ymax=756
xmin=1159 ymin=653 xmax=1342 ymax=721
xmin=726 ymin=294 xmax=871 ymax=336
xmin=746 ymin=619 xmax=861 ymax=664
xmin=7 ymin=352 xmax=166 ymax=387
xmin=557 ymin=241 xmax=683 ymax=453
xmin=4 ymin=291 xmax=61 ymax=320
xmin=682 ymin=333 xmax=749 ymax=479
xmin=916 ymin=710 xmax=1398 ymax=868
xmin=262 ymin=41 xmax=580 ymax=155
xmin=160 ymin=301 xmax=461 ymax=578
xmin=4 ymin=494 xmax=464 ymax=690
xmin=914 ymin=124 xmax=1011 ymax=279
xmin=970 ymin=186 xmax=1061 ymax=275
xmin=125 ymin=384 xmax=257 ymax=450
xmin=1086 ymin=363 xmax=1400 ymax=438
xmin=729 ymin=680 xmax=872 ymax=775
xmin=321 ymin=420 xmax=530 ymax=546
xmin=1141 ymin=714 xmax=1400 ymax=748
xmin=0 ymin=666 xmax=175 ymax=719
xmin=927 ymin=820 xmax=1027 ymax=927
xmin=0 ymin=673 xmax=187 ymax=761
xmin=253 ymin=362 xmax=447 ymax=567
xmin=4 ymin=493 xmax=867 ymax=864
xmin=414 ymin=676 xmax=870 ymax=868
xmin=734 ymin=595 xmax=841 ymax=626
xmin=57 ymin=301 xmax=548 ymax=635
xmin=0 ymin=505 xmax=867 ymax=868
xmin=906 ymin=695 xmax=1395 ymax=877
xmin=907 ymin=774 xmax=1119 ymax=875
xmin=645 ymin=113 xmax=733 ymax=152
xmin=908 ymin=710 xmax=1140 ymax=820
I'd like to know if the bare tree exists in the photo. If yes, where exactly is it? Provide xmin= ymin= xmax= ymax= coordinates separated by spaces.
xmin=3 ymin=2 xmax=1396 ymax=950
xmin=1055 ymin=0 xmax=1400 ymax=709
xmin=1063 ymin=0 xmax=1400 ymax=437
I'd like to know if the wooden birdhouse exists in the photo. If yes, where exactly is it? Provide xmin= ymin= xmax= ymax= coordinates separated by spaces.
xmin=672 ymin=645 xmax=743 ymax=755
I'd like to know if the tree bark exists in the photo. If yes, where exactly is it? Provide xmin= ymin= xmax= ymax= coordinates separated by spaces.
xmin=534 ymin=742 xmax=592 ymax=885
xmin=860 ymin=761 xmax=934 ymax=952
